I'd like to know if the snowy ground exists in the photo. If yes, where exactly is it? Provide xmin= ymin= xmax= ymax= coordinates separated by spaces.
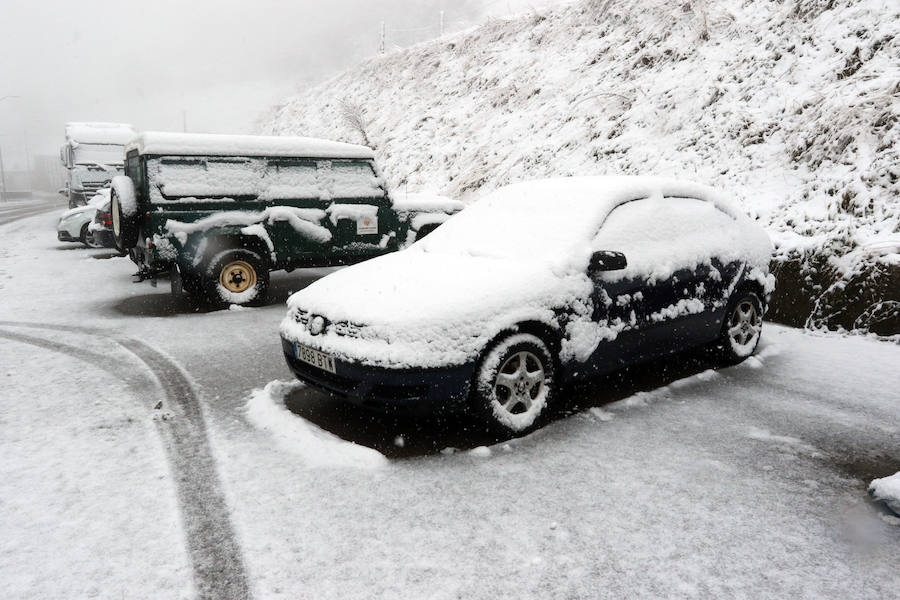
xmin=1 ymin=207 xmax=898 ymax=598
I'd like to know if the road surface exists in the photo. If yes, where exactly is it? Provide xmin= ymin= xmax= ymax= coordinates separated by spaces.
xmin=1 ymin=210 xmax=897 ymax=599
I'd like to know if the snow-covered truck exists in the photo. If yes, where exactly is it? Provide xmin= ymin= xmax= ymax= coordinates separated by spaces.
xmin=110 ymin=132 xmax=462 ymax=307
xmin=59 ymin=122 xmax=137 ymax=209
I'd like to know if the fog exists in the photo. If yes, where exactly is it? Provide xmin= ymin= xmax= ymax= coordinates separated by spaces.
xmin=0 ymin=0 xmax=567 ymax=172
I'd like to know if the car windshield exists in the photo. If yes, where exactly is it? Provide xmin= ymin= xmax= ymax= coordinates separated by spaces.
xmin=416 ymin=181 xmax=615 ymax=262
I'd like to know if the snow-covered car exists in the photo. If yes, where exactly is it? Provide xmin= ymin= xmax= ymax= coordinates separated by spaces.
xmin=56 ymin=190 xmax=110 ymax=247
xmin=280 ymin=176 xmax=774 ymax=433
xmin=111 ymin=132 xmax=463 ymax=307
xmin=88 ymin=196 xmax=116 ymax=249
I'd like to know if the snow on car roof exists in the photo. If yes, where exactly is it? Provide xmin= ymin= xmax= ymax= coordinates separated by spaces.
xmin=418 ymin=176 xmax=741 ymax=261
xmin=65 ymin=122 xmax=137 ymax=145
xmin=126 ymin=131 xmax=375 ymax=159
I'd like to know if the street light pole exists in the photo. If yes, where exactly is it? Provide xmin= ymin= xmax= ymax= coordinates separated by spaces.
xmin=0 ymin=95 xmax=22 ymax=201
xmin=0 ymin=143 xmax=6 ymax=201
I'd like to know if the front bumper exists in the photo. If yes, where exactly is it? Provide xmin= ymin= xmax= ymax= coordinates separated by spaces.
xmin=281 ymin=337 xmax=474 ymax=415
xmin=57 ymin=229 xmax=77 ymax=242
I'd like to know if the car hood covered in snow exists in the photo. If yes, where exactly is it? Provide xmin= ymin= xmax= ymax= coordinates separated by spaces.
xmin=281 ymin=248 xmax=590 ymax=368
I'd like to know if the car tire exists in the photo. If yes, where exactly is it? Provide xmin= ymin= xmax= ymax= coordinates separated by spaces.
xmin=715 ymin=291 xmax=763 ymax=364
xmin=111 ymin=177 xmax=139 ymax=252
xmin=79 ymin=223 xmax=91 ymax=247
xmin=203 ymin=248 xmax=269 ymax=308
xmin=471 ymin=333 xmax=556 ymax=435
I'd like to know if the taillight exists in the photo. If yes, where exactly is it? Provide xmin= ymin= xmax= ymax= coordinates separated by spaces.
xmin=100 ymin=212 xmax=112 ymax=226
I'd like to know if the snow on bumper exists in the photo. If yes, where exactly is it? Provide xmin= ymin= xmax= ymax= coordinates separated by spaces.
xmin=279 ymin=336 xmax=474 ymax=413
xmin=279 ymin=309 xmax=488 ymax=370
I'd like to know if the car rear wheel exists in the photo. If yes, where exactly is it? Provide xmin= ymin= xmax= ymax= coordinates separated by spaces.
xmin=472 ymin=333 xmax=556 ymax=434
xmin=203 ymin=248 xmax=269 ymax=308
xmin=716 ymin=291 xmax=763 ymax=364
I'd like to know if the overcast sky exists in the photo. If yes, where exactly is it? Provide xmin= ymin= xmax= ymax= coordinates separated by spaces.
xmin=0 ymin=0 xmax=568 ymax=170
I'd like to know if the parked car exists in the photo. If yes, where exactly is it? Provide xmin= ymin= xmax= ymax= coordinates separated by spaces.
xmin=56 ymin=190 xmax=110 ymax=247
xmin=110 ymin=132 xmax=462 ymax=307
xmin=280 ymin=176 xmax=774 ymax=433
xmin=87 ymin=195 xmax=117 ymax=249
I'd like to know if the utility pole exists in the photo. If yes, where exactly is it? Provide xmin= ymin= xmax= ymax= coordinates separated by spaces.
xmin=0 ymin=144 xmax=7 ymax=202
xmin=380 ymin=21 xmax=385 ymax=54
xmin=0 ymin=95 xmax=20 ymax=201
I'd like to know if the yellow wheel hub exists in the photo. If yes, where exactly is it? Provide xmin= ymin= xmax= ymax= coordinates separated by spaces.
xmin=219 ymin=260 xmax=257 ymax=293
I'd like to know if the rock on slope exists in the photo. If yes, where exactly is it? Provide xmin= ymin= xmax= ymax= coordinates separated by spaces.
xmin=262 ymin=0 xmax=899 ymax=334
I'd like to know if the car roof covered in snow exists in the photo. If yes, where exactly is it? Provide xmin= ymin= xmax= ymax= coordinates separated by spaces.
xmin=483 ymin=176 xmax=727 ymax=214
xmin=65 ymin=122 xmax=137 ymax=145
xmin=126 ymin=131 xmax=375 ymax=159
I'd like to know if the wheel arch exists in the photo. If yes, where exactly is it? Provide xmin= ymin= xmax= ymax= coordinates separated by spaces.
xmin=196 ymin=232 xmax=273 ymax=272
xmin=476 ymin=319 xmax=565 ymax=380
xmin=734 ymin=277 xmax=767 ymax=309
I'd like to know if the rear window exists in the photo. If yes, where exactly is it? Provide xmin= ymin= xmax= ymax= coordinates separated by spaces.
xmin=147 ymin=157 xmax=383 ymax=203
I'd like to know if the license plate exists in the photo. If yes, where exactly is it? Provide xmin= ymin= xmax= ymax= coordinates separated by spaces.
xmin=294 ymin=343 xmax=336 ymax=374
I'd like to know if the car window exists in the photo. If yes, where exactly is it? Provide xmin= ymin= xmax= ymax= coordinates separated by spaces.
xmin=153 ymin=157 xmax=264 ymax=200
xmin=259 ymin=161 xmax=319 ymax=200
xmin=593 ymin=196 xmax=739 ymax=279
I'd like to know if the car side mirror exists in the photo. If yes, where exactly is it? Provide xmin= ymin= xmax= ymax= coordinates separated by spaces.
xmin=588 ymin=250 xmax=627 ymax=273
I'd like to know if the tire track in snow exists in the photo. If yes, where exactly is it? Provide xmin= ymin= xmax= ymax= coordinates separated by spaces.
xmin=0 ymin=322 xmax=252 ymax=600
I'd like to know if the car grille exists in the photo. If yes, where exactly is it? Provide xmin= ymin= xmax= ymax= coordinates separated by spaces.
xmin=81 ymin=180 xmax=110 ymax=194
xmin=293 ymin=309 xmax=360 ymax=337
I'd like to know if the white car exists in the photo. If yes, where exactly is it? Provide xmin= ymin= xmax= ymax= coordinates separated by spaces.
xmin=56 ymin=189 xmax=110 ymax=247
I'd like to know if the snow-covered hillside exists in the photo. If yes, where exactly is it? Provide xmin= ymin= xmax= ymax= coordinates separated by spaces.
xmin=262 ymin=0 xmax=899 ymax=334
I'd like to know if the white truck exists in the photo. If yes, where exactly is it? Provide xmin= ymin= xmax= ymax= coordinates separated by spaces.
xmin=60 ymin=122 xmax=136 ymax=208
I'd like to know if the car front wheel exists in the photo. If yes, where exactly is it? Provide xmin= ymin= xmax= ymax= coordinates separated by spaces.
xmin=472 ymin=333 xmax=556 ymax=434
xmin=716 ymin=291 xmax=763 ymax=364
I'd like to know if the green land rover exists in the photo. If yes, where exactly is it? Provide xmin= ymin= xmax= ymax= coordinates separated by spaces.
xmin=110 ymin=132 xmax=461 ymax=307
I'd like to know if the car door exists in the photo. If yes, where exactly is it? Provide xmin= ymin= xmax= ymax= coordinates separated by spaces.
xmin=587 ymin=196 xmax=727 ymax=366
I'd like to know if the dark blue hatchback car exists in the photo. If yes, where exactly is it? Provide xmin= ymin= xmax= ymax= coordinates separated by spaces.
xmin=280 ymin=177 xmax=773 ymax=433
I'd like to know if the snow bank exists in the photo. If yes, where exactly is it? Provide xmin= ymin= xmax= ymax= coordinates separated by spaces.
xmin=128 ymin=131 xmax=374 ymax=159
xmin=245 ymin=380 xmax=387 ymax=469
xmin=869 ymin=472 xmax=900 ymax=515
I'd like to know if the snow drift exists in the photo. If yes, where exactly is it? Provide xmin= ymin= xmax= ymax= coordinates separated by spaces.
xmin=262 ymin=0 xmax=899 ymax=334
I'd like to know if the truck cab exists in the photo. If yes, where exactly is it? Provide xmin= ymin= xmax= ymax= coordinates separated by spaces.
xmin=60 ymin=122 xmax=136 ymax=208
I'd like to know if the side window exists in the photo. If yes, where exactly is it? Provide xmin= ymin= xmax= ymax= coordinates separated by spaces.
xmin=593 ymin=196 xmax=737 ymax=277
xmin=260 ymin=160 xmax=318 ymax=200
xmin=326 ymin=161 xmax=383 ymax=200
xmin=125 ymin=154 xmax=143 ymax=194
xmin=153 ymin=157 xmax=263 ymax=200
